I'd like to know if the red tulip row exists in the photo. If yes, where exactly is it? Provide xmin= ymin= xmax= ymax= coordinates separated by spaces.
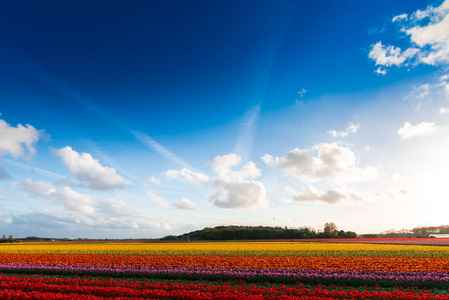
xmin=0 ymin=274 xmax=448 ymax=299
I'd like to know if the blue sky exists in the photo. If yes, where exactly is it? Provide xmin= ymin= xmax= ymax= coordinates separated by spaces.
xmin=1 ymin=0 xmax=449 ymax=238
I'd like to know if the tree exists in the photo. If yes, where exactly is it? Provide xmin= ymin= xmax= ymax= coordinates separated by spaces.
xmin=323 ymin=222 xmax=338 ymax=238
xmin=338 ymin=230 xmax=346 ymax=238
xmin=345 ymin=231 xmax=357 ymax=238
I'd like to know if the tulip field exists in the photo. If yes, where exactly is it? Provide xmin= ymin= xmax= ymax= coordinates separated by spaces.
xmin=1 ymin=241 xmax=449 ymax=299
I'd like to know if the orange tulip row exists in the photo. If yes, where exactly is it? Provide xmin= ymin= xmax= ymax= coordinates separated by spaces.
xmin=1 ymin=253 xmax=448 ymax=272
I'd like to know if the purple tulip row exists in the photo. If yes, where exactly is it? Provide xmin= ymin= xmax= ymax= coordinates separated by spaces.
xmin=1 ymin=262 xmax=449 ymax=285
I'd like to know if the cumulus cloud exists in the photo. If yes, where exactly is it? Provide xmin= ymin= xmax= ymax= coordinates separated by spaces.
xmin=91 ymin=196 xmax=174 ymax=231
xmin=166 ymin=154 xmax=268 ymax=209
xmin=392 ymin=13 xmax=408 ymax=22
xmin=211 ymin=153 xmax=241 ymax=177
xmin=10 ymin=210 xmax=165 ymax=234
xmin=283 ymin=185 xmax=363 ymax=204
xmin=166 ymin=168 xmax=211 ymax=185
xmin=14 ymin=179 xmax=95 ymax=214
xmin=375 ymin=67 xmax=387 ymax=75
xmin=283 ymin=185 xmax=408 ymax=205
xmin=262 ymin=143 xmax=378 ymax=183
xmin=398 ymin=121 xmax=441 ymax=139
xmin=405 ymin=1 xmax=449 ymax=65
xmin=368 ymin=41 xmax=419 ymax=67
xmin=173 ymin=198 xmax=199 ymax=210
xmin=370 ymin=0 xmax=449 ymax=69
xmin=147 ymin=191 xmax=169 ymax=208
xmin=328 ymin=122 xmax=360 ymax=138
xmin=209 ymin=180 xmax=267 ymax=209
xmin=9 ymin=178 xmax=177 ymax=236
xmin=0 ymin=119 xmax=43 ymax=158
xmin=57 ymin=187 xmax=96 ymax=214
xmin=148 ymin=176 xmax=161 ymax=185
xmin=211 ymin=153 xmax=261 ymax=180
xmin=14 ymin=179 xmax=55 ymax=197
xmin=54 ymin=146 xmax=131 ymax=190
xmin=13 ymin=179 xmax=171 ymax=232
xmin=440 ymin=107 xmax=449 ymax=114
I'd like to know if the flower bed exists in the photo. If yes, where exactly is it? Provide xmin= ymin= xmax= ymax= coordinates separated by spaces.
xmin=1 ymin=241 xmax=449 ymax=299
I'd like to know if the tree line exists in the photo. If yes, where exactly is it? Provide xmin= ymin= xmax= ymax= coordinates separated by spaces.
xmin=162 ymin=223 xmax=357 ymax=241
xmin=360 ymin=225 xmax=449 ymax=238
xmin=0 ymin=235 xmax=16 ymax=243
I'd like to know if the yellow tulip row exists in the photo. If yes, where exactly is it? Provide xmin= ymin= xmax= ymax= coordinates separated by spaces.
xmin=1 ymin=241 xmax=448 ymax=257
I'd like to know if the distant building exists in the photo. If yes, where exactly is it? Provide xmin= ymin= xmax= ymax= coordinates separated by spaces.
xmin=429 ymin=234 xmax=449 ymax=238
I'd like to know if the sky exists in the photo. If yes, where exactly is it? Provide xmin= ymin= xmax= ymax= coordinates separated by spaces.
xmin=1 ymin=0 xmax=449 ymax=239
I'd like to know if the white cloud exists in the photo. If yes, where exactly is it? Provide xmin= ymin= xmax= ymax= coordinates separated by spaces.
xmin=398 ymin=121 xmax=441 ymax=139
xmin=15 ymin=179 xmax=55 ymax=197
xmin=374 ymin=188 xmax=409 ymax=199
xmin=0 ymin=216 xmax=12 ymax=224
xmin=375 ymin=67 xmax=387 ymax=75
xmin=211 ymin=153 xmax=261 ymax=180
xmin=10 ymin=180 xmax=177 ymax=235
xmin=166 ymin=153 xmax=268 ymax=209
xmin=405 ymin=1 xmax=449 ymax=65
xmin=173 ymin=198 xmax=199 ymax=210
xmin=410 ymin=0 xmax=449 ymax=22
xmin=11 ymin=210 xmax=165 ymax=233
xmin=439 ymin=75 xmax=449 ymax=97
xmin=283 ymin=185 xmax=408 ymax=205
xmin=368 ymin=41 xmax=419 ymax=67
xmin=283 ymin=185 xmax=363 ymax=204
xmin=90 ymin=196 xmax=175 ymax=231
xmin=209 ymin=180 xmax=267 ymax=209
xmin=297 ymin=88 xmax=307 ymax=97
xmin=166 ymin=168 xmax=211 ymax=185
xmin=0 ymin=119 xmax=43 ymax=158
xmin=239 ymin=161 xmax=262 ymax=178
xmin=439 ymin=107 xmax=449 ymax=114
xmin=370 ymin=0 xmax=449 ymax=69
xmin=328 ymin=122 xmax=360 ymax=138
xmin=392 ymin=13 xmax=408 ymax=22
xmin=147 ymin=191 xmax=169 ymax=208
xmin=57 ymin=186 xmax=95 ymax=214
xmin=54 ymin=146 xmax=131 ymax=190
xmin=262 ymin=143 xmax=378 ymax=183
xmin=14 ymin=179 xmax=95 ymax=214
xmin=211 ymin=153 xmax=241 ymax=177
xmin=148 ymin=176 xmax=161 ymax=185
